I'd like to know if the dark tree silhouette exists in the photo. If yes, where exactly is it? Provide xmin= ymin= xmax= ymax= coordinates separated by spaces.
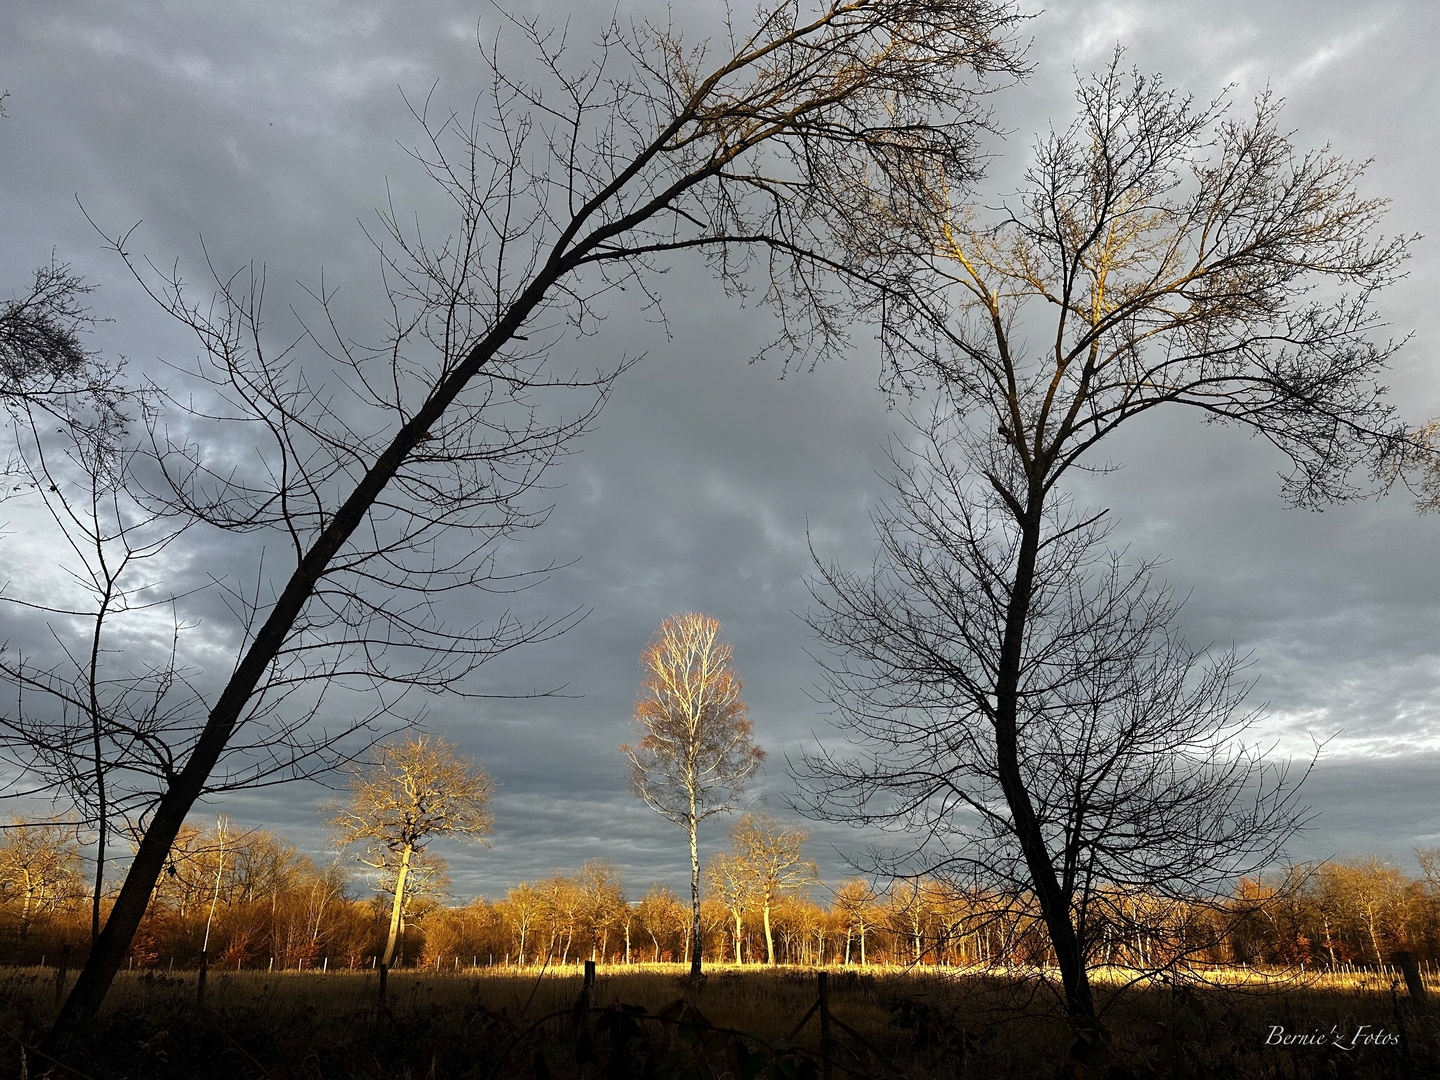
xmin=801 ymin=55 xmax=1412 ymax=1064
xmin=31 ymin=0 xmax=1026 ymax=1046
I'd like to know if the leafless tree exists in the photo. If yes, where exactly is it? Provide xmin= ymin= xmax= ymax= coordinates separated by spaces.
xmin=27 ymin=0 xmax=1025 ymax=1045
xmin=499 ymin=880 xmax=546 ymax=966
xmin=726 ymin=811 xmax=815 ymax=964
xmin=329 ymin=735 xmax=493 ymax=969
xmin=1418 ymin=848 xmax=1440 ymax=894
xmin=799 ymin=50 xmax=1412 ymax=1060
xmin=621 ymin=612 xmax=764 ymax=977
xmin=833 ymin=878 xmax=878 ymax=964
xmin=573 ymin=859 xmax=627 ymax=962
xmin=0 ymin=261 xmax=121 ymax=428
xmin=705 ymin=850 xmax=755 ymax=963
xmin=802 ymin=419 xmax=1313 ymax=1049
xmin=0 ymin=817 xmax=83 ymax=951
xmin=0 ymin=396 xmax=320 ymax=946
xmin=634 ymin=882 xmax=685 ymax=964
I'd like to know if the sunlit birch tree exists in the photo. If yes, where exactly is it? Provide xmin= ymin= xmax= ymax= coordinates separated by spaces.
xmin=621 ymin=612 xmax=763 ymax=977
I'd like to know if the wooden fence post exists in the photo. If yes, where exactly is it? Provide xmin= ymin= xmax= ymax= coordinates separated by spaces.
xmin=574 ymin=959 xmax=597 ymax=1058
xmin=196 ymin=949 xmax=209 ymax=1006
xmin=1394 ymin=951 xmax=1427 ymax=1003
xmin=378 ymin=962 xmax=389 ymax=1007
xmin=55 ymin=944 xmax=71 ymax=1005
xmin=818 ymin=970 xmax=833 ymax=1080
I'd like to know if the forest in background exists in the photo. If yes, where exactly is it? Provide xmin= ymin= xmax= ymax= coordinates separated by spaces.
xmin=2 ymin=816 xmax=1436 ymax=975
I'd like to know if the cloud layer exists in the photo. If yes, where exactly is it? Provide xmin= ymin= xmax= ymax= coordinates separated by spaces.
xmin=1 ymin=0 xmax=1436 ymax=902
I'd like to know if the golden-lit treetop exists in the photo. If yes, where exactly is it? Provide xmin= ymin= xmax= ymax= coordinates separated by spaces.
xmin=329 ymin=735 xmax=494 ymax=861
xmin=622 ymin=613 xmax=765 ymax=825
xmin=728 ymin=812 xmax=816 ymax=904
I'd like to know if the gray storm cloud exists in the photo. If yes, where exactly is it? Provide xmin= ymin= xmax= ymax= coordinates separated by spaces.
xmin=0 ymin=0 xmax=1435 ymax=900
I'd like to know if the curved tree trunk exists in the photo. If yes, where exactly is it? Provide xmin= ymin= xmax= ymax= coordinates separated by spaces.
xmin=993 ymin=500 xmax=1100 ymax=1065
xmin=381 ymin=844 xmax=413 ymax=968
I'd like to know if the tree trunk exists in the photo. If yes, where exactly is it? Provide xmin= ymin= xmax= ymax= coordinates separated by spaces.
xmin=687 ymin=811 xmax=702 ymax=978
xmin=87 ymin=589 xmax=113 ymax=949
xmin=202 ymin=846 xmax=225 ymax=955
xmin=1366 ymin=908 xmax=1385 ymax=966
xmin=992 ymin=501 xmax=1101 ymax=1064
xmin=763 ymin=896 xmax=776 ymax=965
xmin=42 ymin=282 xmax=551 ymax=1051
xmin=19 ymin=878 xmax=34 ymax=946
xmin=381 ymin=845 xmax=413 ymax=967
xmin=90 ymin=786 xmax=106 ymax=946
xmin=734 ymin=915 xmax=744 ymax=964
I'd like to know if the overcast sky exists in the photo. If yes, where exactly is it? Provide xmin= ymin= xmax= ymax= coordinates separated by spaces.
xmin=1 ymin=0 xmax=1436 ymax=904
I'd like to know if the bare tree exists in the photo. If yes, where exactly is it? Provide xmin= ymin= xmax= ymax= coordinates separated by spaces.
xmin=1 ymin=400 xmax=207 ymax=945
xmin=0 ymin=818 xmax=83 ymax=951
xmin=833 ymin=879 xmax=878 ymax=965
xmin=574 ymin=859 xmax=627 ymax=962
xmin=621 ymin=612 xmax=764 ymax=977
xmin=705 ymin=851 xmax=755 ymax=964
xmin=498 ymin=881 xmax=545 ymax=966
xmin=0 ymin=261 xmax=123 ymax=427
xmin=1418 ymin=848 xmax=1440 ymax=895
xmin=800 ymin=50 xmax=1411 ymax=1060
xmin=329 ymin=735 xmax=493 ymax=970
xmin=803 ymin=422 xmax=1313 ymax=1046
xmin=28 ymin=0 xmax=1026 ymax=1045
xmin=634 ymin=883 xmax=684 ymax=964
xmin=727 ymin=811 xmax=815 ymax=965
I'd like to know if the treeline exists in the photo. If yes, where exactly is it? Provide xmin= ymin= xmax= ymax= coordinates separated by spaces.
xmin=2 ymin=817 xmax=1437 ymax=971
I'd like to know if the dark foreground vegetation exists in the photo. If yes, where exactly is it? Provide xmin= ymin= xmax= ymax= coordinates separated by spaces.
xmin=0 ymin=964 xmax=1436 ymax=1079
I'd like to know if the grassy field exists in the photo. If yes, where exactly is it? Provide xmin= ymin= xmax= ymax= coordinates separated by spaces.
xmin=0 ymin=962 xmax=1436 ymax=1078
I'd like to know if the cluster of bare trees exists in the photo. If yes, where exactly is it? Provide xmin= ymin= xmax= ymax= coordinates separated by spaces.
xmin=6 ymin=811 xmax=1436 ymax=975
xmin=1233 ymin=855 xmax=1440 ymax=969
xmin=0 ymin=816 xmax=382 ymax=969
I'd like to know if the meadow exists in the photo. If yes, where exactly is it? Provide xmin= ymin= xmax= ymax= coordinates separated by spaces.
xmin=0 ymin=962 xmax=1436 ymax=1079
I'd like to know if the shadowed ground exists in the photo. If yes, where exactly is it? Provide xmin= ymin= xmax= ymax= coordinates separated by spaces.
xmin=0 ymin=963 xmax=1436 ymax=1077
